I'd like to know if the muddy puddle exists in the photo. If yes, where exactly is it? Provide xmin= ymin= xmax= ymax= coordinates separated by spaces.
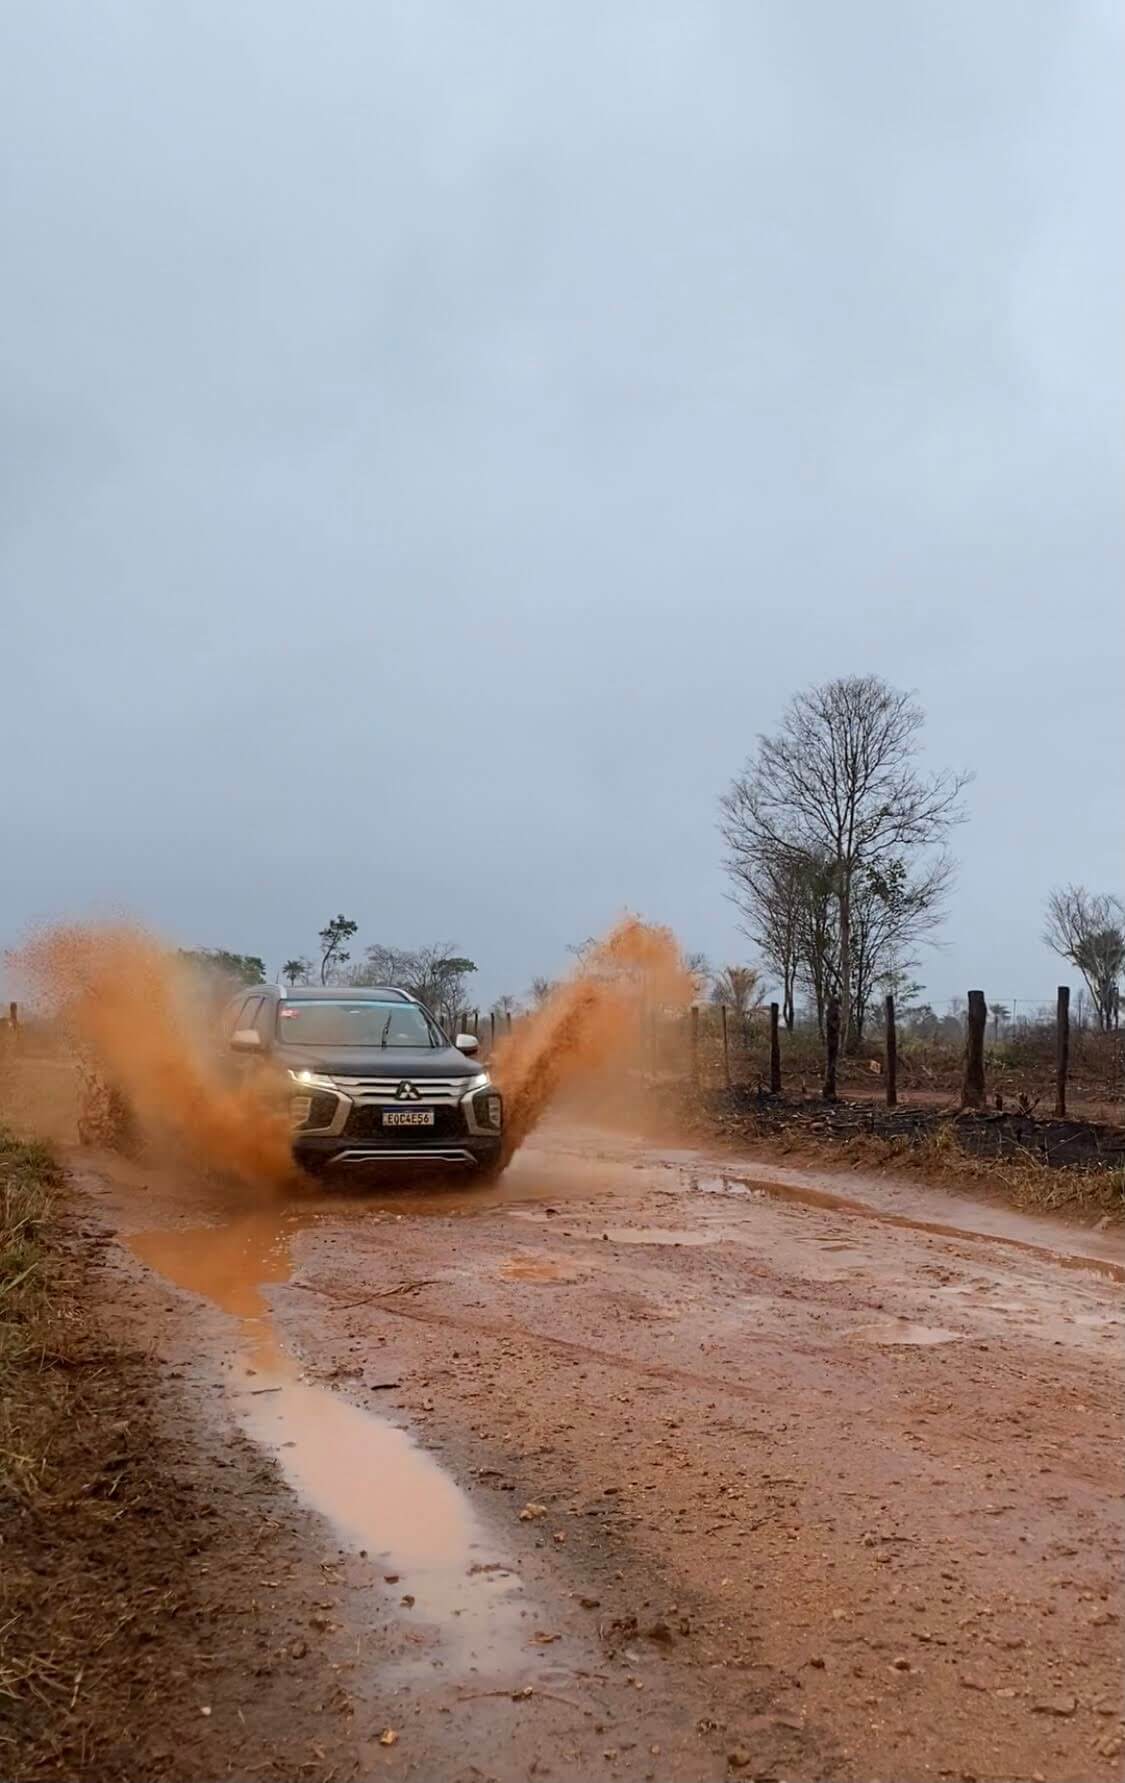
xmin=672 ymin=1163 xmax=1125 ymax=1283
xmin=846 ymin=1320 xmax=963 ymax=1346
xmin=126 ymin=1211 xmax=527 ymax=1676
xmin=508 ymin=1208 xmax=715 ymax=1248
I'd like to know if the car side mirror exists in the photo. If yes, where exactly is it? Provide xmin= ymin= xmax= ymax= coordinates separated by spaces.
xmin=231 ymin=1029 xmax=263 ymax=1053
xmin=454 ymin=1033 xmax=479 ymax=1055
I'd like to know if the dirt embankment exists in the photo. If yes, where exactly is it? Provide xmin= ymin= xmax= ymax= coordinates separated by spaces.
xmin=1 ymin=1132 xmax=365 ymax=1782
xmin=683 ymin=1085 xmax=1125 ymax=1211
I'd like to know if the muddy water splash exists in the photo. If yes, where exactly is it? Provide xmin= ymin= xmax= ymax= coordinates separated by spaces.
xmin=11 ymin=923 xmax=291 ymax=1186
xmin=492 ymin=917 xmax=692 ymax=1158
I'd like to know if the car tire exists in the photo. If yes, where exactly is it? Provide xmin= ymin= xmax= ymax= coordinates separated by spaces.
xmin=296 ymin=1154 xmax=331 ymax=1181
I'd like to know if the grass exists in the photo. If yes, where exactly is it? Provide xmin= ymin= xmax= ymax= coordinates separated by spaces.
xmin=1 ymin=1126 xmax=64 ymax=1394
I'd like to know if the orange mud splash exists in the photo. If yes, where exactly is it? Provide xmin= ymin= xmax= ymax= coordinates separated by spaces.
xmin=11 ymin=924 xmax=291 ymax=1187
xmin=491 ymin=917 xmax=692 ymax=1157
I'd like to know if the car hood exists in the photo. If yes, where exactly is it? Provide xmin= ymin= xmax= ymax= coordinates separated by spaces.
xmin=276 ymin=1044 xmax=481 ymax=1080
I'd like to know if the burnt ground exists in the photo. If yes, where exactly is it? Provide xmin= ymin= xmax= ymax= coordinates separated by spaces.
xmin=694 ymin=1087 xmax=1125 ymax=1176
xmin=4 ymin=1120 xmax=1125 ymax=1783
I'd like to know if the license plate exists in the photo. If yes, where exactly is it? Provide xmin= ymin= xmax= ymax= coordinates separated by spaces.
xmin=382 ymin=1109 xmax=435 ymax=1128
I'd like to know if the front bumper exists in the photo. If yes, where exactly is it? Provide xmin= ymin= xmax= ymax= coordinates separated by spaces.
xmin=293 ymin=1132 xmax=503 ymax=1172
xmin=288 ymin=1074 xmax=503 ymax=1173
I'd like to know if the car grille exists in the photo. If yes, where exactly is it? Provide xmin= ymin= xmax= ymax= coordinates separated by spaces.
xmin=330 ymin=1076 xmax=467 ymax=1106
xmin=344 ymin=1104 xmax=465 ymax=1141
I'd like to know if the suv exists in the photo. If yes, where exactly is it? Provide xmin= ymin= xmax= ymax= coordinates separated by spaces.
xmin=221 ymin=984 xmax=504 ymax=1179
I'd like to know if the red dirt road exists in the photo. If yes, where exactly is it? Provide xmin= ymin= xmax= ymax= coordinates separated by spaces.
xmin=77 ymin=1121 xmax=1124 ymax=1783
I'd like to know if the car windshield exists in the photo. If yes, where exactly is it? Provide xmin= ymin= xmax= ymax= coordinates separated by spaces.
xmin=276 ymin=1000 xmax=442 ymax=1048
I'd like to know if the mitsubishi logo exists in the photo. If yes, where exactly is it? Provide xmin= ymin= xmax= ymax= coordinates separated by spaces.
xmin=395 ymin=1081 xmax=421 ymax=1102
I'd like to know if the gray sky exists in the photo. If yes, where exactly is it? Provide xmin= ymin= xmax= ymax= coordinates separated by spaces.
xmin=2 ymin=0 xmax=1121 ymax=1014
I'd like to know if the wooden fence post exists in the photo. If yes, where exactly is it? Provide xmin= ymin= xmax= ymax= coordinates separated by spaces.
xmin=884 ymin=994 xmax=897 ymax=1108
xmin=506 ymin=1010 xmax=513 ymax=1037
xmin=823 ymin=997 xmax=840 ymax=1101
xmin=720 ymin=1004 xmax=731 ymax=1089
xmin=489 ymin=1011 xmax=496 ymax=1052
xmin=769 ymin=1002 xmax=782 ymax=1094
xmin=690 ymin=1005 xmax=700 ymax=1085
xmin=1055 ymin=985 xmax=1070 ymax=1118
xmin=961 ymin=991 xmax=987 ymax=1109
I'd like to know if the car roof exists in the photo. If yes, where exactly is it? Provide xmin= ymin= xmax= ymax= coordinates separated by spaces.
xmin=277 ymin=985 xmax=415 ymax=1003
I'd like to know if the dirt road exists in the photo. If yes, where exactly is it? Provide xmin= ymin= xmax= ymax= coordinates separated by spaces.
xmin=71 ymin=1122 xmax=1123 ymax=1783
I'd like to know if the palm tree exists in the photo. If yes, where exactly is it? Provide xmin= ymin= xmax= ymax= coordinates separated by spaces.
xmin=282 ymin=957 xmax=312 ymax=987
xmin=710 ymin=964 xmax=766 ymax=1020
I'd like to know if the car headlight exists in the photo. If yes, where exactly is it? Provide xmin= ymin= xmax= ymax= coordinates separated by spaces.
xmin=288 ymin=1069 xmax=337 ymax=1090
xmin=461 ymin=1072 xmax=492 ymax=1095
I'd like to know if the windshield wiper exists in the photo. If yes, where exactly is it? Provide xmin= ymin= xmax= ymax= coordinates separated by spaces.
xmin=379 ymin=1014 xmax=393 ymax=1047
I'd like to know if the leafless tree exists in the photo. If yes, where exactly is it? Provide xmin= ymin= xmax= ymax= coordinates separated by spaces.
xmin=725 ymin=842 xmax=804 ymax=1027
xmin=721 ymin=675 xmax=969 ymax=1046
xmin=528 ymin=977 xmax=554 ymax=1007
xmin=847 ymin=854 xmax=953 ymax=1042
xmin=352 ymin=941 xmax=477 ymax=1029
xmin=685 ymin=951 xmax=711 ymax=1000
xmin=1044 ymin=886 xmax=1124 ymax=1032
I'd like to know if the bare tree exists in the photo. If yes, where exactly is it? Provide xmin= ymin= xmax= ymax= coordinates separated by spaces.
xmin=721 ymin=676 xmax=969 ymax=1046
xmin=528 ymin=977 xmax=554 ymax=1007
xmin=351 ymin=941 xmax=476 ymax=1028
xmin=685 ymin=951 xmax=711 ymax=1000
xmin=493 ymin=992 xmax=520 ymax=1017
xmin=1044 ymin=886 xmax=1124 ymax=1032
xmin=848 ymin=854 xmax=953 ymax=1042
xmin=725 ymin=842 xmax=805 ymax=1028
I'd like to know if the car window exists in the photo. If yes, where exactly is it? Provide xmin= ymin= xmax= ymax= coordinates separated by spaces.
xmin=220 ymin=998 xmax=245 ymax=1039
xmin=237 ymin=996 xmax=263 ymax=1033
xmin=250 ymin=997 xmax=274 ymax=1038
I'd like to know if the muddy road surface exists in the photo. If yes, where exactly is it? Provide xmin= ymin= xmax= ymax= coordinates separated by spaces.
xmin=73 ymin=1120 xmax=1123 ymax=1783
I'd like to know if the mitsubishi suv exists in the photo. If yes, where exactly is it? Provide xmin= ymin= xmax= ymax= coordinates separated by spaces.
xmin=220 ymin=984 xmax=504 ymax=1179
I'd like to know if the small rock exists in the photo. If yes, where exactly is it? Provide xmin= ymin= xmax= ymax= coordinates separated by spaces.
xmin=400 ymin=1594 xmax=415 ymax=1608
xmin=727 ymin=1748 xmax=753 ymax=1771
xmin=519 ymin=1503 xmax=548 ymax=1521
xmin=378 ymin=1728 xmax=399 ymax=1747
xmin=199 ymin=1706 xmax=212 ymax=1718
xmin=1033 ymin=1695 xmax=1077 ymax=1717
xmin=890 ymin=1656 xmax=911 ymax=1672
xmin=579 ymin=1597 xmax=601 ymax=1610
xmin=289 ymin=1639 xmax=308 ymax=1660
xmin=808 ymin=1655 xmax=826 ymax=1670
xmin=959 ymin=1674 xmax=989 ymax=1691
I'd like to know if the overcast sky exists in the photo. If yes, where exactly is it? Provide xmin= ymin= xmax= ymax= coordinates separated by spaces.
xmin=2 ymin=0 xmax=1121 ymax=1013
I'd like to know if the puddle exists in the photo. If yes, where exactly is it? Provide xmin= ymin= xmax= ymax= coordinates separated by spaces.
xmin=127 ymin=1211 xmax=526 ymax=1675
xmin=498 ymin=1255 xmax=581 ymax=1283
xmin=684 ymin=1167 xmax=1125 ymax=1284
xmin=847 ymin=1321 xmax=963 ymax=1346
xmin=509 ymin=1208 xmax=714 ymax=1248
xmin=597 ymin=1225 xmax=714 ymax=1247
